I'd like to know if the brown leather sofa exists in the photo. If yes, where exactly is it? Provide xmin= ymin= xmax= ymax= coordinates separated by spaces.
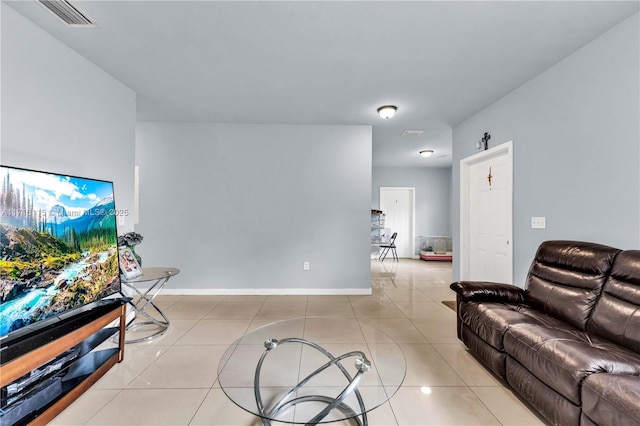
xmin=450 ymin=240 xmax=640 ymax=426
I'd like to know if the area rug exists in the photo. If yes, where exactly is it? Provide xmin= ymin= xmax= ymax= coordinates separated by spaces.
xmin=441 ymin=300 xmax=456 ymax=311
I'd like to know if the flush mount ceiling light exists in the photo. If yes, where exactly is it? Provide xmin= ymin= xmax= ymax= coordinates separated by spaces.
xmin=420 ymin=150 xmax=434 ymax=157
xmin=377 ymin=105 xmax=397 ymax=119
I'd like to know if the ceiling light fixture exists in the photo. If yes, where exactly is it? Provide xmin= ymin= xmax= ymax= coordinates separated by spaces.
xmin=377 ymin=105 xmax=397 ymax=119
xmin=420 ymin=150 xmax=434 ymax=157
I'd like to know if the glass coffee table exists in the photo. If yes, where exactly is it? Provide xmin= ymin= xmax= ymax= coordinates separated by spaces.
xmin=217 ymin=318 xmax=406 ymax=425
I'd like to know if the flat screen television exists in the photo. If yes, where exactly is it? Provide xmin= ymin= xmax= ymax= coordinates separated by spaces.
xmin=0 ymin=165 xmax=121 ymax=338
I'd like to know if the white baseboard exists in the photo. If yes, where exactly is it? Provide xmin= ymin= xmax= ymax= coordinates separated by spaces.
xmin=150 ymin=288 xmax=373 ymax=296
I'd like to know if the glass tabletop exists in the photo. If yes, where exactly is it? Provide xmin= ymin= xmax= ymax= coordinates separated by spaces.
xmin=122 ymin=267 xmax=180 ymax=283
xmin=217 ymin=318 xmax=406 ymax=424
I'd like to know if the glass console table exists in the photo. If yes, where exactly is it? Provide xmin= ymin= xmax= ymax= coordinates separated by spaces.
xmin=120 ymin=267 xmax=179 ymax=343
xmin=217 ymin=318 xmax=406 ymax=425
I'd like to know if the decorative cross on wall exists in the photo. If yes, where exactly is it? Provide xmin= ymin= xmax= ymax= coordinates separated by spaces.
xmin=487 ymin=167 xmax=493 ymax=189
xmin=481 ymin=132 xmax=491 ymax=150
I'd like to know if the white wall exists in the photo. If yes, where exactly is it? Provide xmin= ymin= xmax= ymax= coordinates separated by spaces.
xmin=452 ymin=13 xmax=640 ymax=285
xmin=135 ymin=123 xmax=372 ymax=294
xmin=0 ymin=4 xmax=136 ymax=233
xmin=372 ymin=167 xmax=451 ymax=255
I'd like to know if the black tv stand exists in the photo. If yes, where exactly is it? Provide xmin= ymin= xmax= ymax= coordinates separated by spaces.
xmin=0 ymin=298 xmax=128 ymax=426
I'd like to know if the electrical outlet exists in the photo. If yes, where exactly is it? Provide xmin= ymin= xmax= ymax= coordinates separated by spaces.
xmin=531 ymin=217 xmax=546 ymax=229
xmin=118 ymin=215 xmax=125 ymax=226
xmin=303 ymin=261 xmax=310 ymax=271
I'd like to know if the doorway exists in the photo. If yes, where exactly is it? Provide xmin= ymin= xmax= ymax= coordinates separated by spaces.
xmin=380 ymin=187 xmax=415 ymax=258
xmin=460 ymin=141 xmax=513 ymax=283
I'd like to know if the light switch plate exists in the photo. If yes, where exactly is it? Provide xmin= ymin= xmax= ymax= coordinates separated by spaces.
xmin=531 ymin=217 xmax=546 ymax=229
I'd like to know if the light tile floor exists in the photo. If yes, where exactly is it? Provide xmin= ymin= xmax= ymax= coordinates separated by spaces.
xmin=50 ymin=260 xmax=544 ymax=426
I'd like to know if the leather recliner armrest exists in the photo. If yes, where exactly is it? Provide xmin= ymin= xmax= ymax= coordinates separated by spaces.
xmin=450 ymin=281 xmax=525 ymax=304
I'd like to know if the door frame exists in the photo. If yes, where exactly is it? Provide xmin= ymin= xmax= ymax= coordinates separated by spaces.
xmin=380 ymin=187 xmax=416 ymax=259
xmin=460 ymin=140 xmax=513 ymax=281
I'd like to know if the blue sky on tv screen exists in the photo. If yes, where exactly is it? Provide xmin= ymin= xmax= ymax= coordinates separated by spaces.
xmin=1 ymin=166 xmax=113 ymax=217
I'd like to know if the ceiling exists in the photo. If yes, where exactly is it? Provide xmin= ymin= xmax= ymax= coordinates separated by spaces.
xmin=6 ymin=1 xmax=639 ymax=167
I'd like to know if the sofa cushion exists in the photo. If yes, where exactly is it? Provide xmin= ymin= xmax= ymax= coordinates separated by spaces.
xmin=460 ymin=323 xmax=508 ymax=380
xmin=580 ymin=414 xmax=598 ymax=426
xmin=587 ymin=250 xmax=640 ymax=352
xmin=504 ymin=325 xmax=640 ymax=405
xmin=525 ymin=241 xmax=620 ymax=330
xmin=459 ymin=301 xmax=570 ymax=350
xmin=582 ymin=373 xmax=640 ymax=426
xmin=506 ymin=356 xmax=580 ymax=426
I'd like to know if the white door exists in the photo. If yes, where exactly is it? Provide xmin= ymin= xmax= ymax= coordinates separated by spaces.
xmin=460 ymin=142 xmax=513 ymax=283
xmin=380 ymin=187 xmax=415 ymax=258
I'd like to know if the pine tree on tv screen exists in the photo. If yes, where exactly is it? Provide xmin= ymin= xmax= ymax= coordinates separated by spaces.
xmin=0 ymin=166 xmax=121 ymax=336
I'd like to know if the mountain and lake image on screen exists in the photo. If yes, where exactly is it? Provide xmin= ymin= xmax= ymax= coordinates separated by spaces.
xmin=0 ymin=166 xmax=121 ymax=337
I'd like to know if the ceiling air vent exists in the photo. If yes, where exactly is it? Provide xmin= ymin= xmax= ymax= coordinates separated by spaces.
xmin=401 ymin=130 xmax=424 ymax=137
xmin=39 ymin=0 xmax=96 ymax=27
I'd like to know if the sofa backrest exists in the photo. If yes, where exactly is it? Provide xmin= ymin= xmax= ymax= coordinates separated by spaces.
xmin=587 ymin=250 xmax=640 ymax=352
xmin=525 ymin=240 xmax=620 ymax=330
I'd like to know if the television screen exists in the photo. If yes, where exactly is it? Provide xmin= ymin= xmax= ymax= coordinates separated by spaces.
xmin=0 ymin=165 xmax=121 ymax=337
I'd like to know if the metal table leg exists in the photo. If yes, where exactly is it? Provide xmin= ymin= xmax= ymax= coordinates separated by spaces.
xmin=119 ymin=267 xmax=179 ymax=343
